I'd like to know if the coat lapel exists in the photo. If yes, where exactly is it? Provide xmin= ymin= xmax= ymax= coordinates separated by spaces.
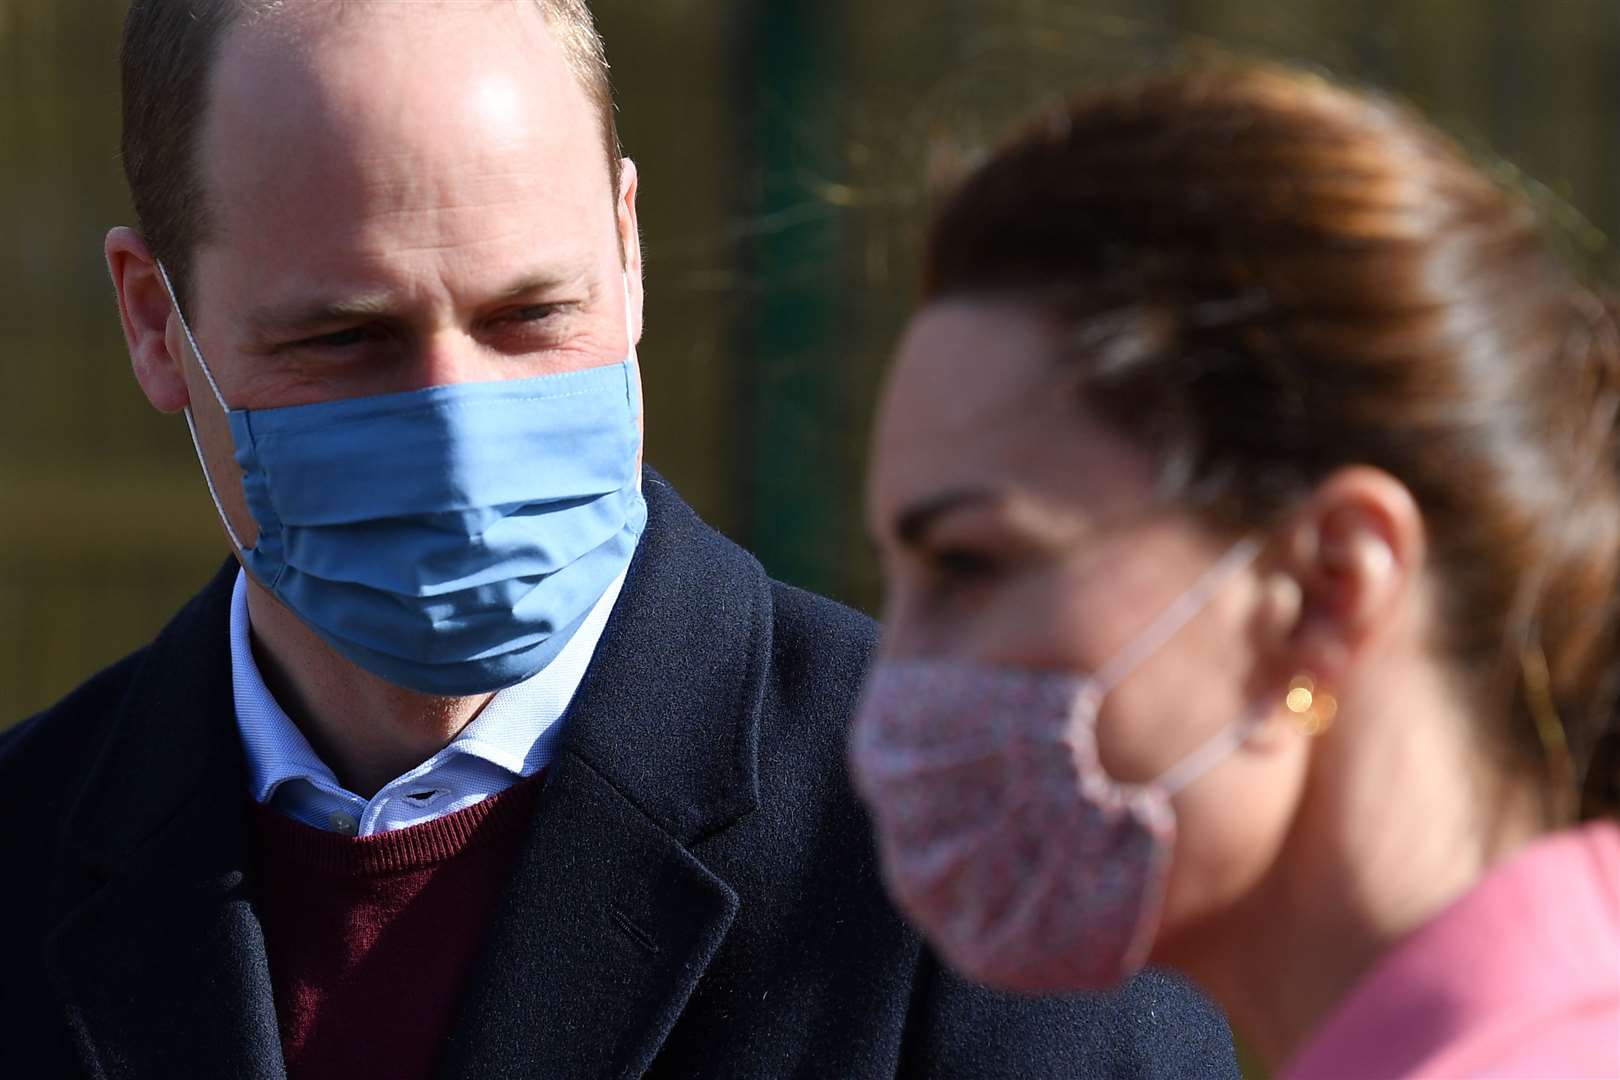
xmin=45 ymin=475 xmax=772 ymax=1080
xmin=439 ymin=756 xmax=741 ymax=1080
xmin=44 ymin=561 xmax=286 ymax=1080
xmin=441 ymin=474 xmax=771 ymax=1079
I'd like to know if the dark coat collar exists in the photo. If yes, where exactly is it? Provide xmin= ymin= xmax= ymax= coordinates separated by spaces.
xmin=46 ymin=472 xmax=772 ymax=1079
xmin=558 ymin=470 xmax=768 ymax=842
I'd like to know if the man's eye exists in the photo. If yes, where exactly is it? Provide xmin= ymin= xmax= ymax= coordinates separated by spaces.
xmin=500 ymin=304 xmax=561 ymax=324
xmin=301 ymin=326 xmax=382 ymax=349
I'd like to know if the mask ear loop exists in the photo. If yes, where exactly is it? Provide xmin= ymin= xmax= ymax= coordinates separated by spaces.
xmin=622 ymin=272 xmax=648 ymax=492
xmin=1080 ymin=536 xmax=1267 ymax=795
xmin=622 ymin=273 xmax=637 ymax=359
xmin=155 ymin=261 xmax=230 ymax=411
xmin=622 ymin=271 xmax=642 ymax=403
xmin=1154 ymin=697 xmax=1275 ymax=796
xmin=155 ymin=260 xmax=250 ymax=554
xmin=1092 ymin=537 xmax=1264 ymax=694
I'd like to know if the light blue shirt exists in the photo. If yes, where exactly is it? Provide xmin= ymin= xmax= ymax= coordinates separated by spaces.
xmin=228 ymin=567 xmax=626 ymax=836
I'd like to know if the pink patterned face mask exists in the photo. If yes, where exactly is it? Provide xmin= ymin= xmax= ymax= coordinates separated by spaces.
xmin=849 ymin=539 xmax=1264 ymax=993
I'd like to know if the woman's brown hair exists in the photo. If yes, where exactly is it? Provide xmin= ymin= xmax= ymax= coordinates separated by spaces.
xmin=922 ymin=64 xmax=1620 ymax=821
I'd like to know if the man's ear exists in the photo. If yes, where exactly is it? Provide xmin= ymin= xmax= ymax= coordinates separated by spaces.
xmin=616 ymin=157 xmax=644 ymax=344
xmin=106 ymin=227 xmax=189 ymax=414
xmin=1271 ymin=466 xmax=1426 ymax=683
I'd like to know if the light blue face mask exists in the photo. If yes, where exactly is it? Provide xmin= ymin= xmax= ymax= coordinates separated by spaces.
xmin=159 ymin=263 xmax=647 ymax=697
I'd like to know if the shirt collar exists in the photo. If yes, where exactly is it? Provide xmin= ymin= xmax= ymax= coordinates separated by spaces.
xmin=228 ymin=566 xmax=626 ymax=807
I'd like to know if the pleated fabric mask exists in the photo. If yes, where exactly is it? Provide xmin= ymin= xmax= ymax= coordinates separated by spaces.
xmin=160 ymin=262 xmax=646 ymax=696
xmin=850 ymin=539 xmax=1266 ymax=992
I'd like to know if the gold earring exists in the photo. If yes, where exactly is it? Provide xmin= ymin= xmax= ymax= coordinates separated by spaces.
xmin=1284 ymin=673 xmax=1338 ymax=735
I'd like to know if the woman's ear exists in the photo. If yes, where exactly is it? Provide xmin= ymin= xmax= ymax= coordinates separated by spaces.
xmin=1270 ymin=466 xmax=1426 ymax=684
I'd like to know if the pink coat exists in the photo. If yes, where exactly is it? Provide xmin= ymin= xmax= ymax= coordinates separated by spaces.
xmin=1286 ymin=821 xmax=1620 ymax=1079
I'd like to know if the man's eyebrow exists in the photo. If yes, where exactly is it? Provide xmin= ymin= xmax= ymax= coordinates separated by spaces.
xmin=493 ymin=269 xmax=588 ymax=300
xmin=894 ymin=488 xmax=1002 ymax=547
xmin=246 ymin=293 xmax=398 ymax=334
xmin=244 ymin=269 xmax=591 ymax=335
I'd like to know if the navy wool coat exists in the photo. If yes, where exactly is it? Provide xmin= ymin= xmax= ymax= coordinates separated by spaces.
xmin=0 ymin=474 xmax=1237 ymax=1079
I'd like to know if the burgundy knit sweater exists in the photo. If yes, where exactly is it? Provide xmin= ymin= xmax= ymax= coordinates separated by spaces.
xmin=248 ymin=773 xmax=545 ymax=1080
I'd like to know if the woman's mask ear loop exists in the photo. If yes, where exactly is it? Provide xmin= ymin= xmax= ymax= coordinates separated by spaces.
xmin=1085 ymin=537 xmax=1271 ymax=797
xmin=1090 ymin=537 xmax=1266 ymax=694
xmin=1085 ymin=537 xmax=1277 ymax=798
xmin=1163 ymin=670 xmax=1338 ymax=795
xmin=155 ymin=260 xmax=249 ymax=554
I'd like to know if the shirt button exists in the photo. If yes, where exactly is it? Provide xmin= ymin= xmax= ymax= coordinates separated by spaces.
xmin=329 ymin=811 xmax=359 ymax=836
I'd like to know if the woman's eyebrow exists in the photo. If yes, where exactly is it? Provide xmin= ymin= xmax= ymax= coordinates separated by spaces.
xmin=893 ymin=489 xmax=1002 ymax=548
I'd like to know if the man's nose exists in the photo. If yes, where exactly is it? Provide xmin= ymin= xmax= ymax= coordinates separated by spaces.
xmin=398 ymin=331 xmax=500 ymax=392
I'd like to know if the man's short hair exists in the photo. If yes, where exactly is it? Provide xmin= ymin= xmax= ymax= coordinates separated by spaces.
xmin=119 ymin=0 xmax=622 ymax=316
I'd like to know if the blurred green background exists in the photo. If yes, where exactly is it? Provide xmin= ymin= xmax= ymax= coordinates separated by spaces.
xmin=5 ymin=0 xmax=1619 ymax=729
xmin=4 ymin=4 xmax=1617 ymax=1076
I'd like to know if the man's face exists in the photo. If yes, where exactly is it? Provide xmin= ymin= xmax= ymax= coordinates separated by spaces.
xmin=174 ymin=0 xmax=640 ymax=544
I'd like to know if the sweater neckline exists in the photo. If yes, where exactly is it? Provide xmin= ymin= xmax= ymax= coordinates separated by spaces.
xmin=246 ymin=768 xmax=547 ymax=877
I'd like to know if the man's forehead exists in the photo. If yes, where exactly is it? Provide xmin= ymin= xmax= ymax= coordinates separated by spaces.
xmin=186 ymin=0 xmax=622 ymax=325
xmin=235 ymin=0 xmax=536 ymax=43
xmin=193 ymin=0 xmax=613 ymax=281
xmin=210 ymin=0 xmax=566 ymax=132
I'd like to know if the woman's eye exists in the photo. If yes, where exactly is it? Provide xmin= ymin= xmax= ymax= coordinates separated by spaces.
xmin=928 ymin=547 xmax=998 ymax=582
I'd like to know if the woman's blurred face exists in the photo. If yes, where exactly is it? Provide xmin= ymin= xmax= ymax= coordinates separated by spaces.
xmin=866 ymin=299 xmax=1312 ymax=955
